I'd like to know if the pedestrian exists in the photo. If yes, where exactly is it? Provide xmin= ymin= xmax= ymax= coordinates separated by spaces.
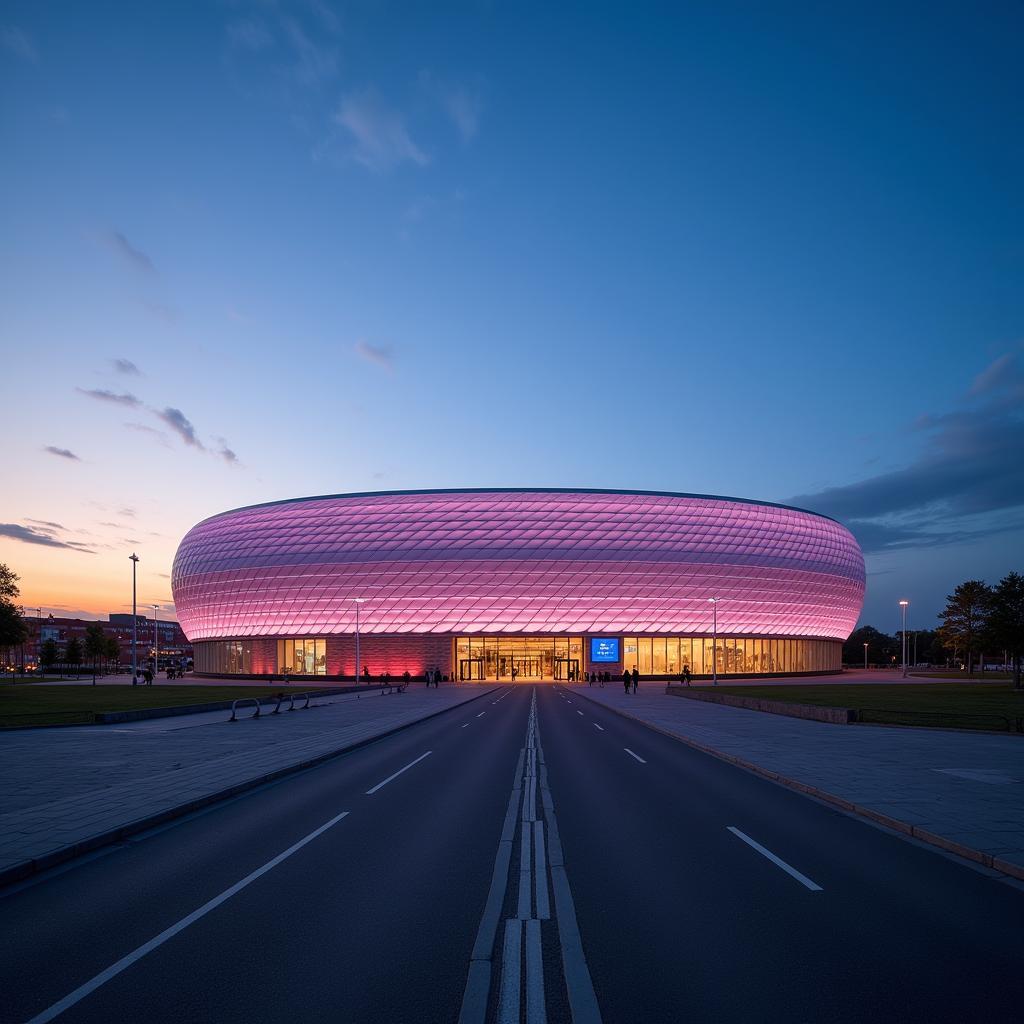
xmin=403 ymin=669 xmax=410 ymax=687
xmin=363 ymin=665 xmax=371 ymax=683
xmin=631 ymin=667 xmax=639 ymax=693
xmin=682 ymin=665 xmax=691 ymax=687
xmin=623 ymin=670 xmax=631 ymax=694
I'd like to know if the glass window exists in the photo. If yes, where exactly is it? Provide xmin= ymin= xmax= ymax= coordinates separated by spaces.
xmin=623 ymin=638 xmax=638 ymax=673
xmin=638 ymin=638 xmax=653 ymax=675
xmin=666 ymin=637 xmax=679 ymax=675
xmin=652 ymin=637 xmax=667 ymax=675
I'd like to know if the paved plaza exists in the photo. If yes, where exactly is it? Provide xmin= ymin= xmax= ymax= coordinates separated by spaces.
xmin=577 ymin=682 xmax=1024 ymax=875
xmin=0 ymin=684 xmax=492 ymax=883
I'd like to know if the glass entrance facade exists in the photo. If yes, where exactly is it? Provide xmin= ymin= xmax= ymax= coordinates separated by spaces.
xmin=455 ymin=636 xmax=584 ymax=681
xmin=622 ymin=636 xmax=839 ymax=675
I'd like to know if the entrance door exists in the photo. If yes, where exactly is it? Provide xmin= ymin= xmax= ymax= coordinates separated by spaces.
xmin=459 ymin=658 xmax=484 ymax=681
xmin=554 ymin=658 xmax=580 ymax=681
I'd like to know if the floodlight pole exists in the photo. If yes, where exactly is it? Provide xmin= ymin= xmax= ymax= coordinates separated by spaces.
xmin=708 ymin=597 xmax=718 ymax=685
xmin=899 ymin=600 xmax=909 ymax=678
xmin=153 ymin=605 xmax=159 ymax=677
xmin=863 ymin=642 xmax=868 ymax=671
xmin=130 ymin=553 xmax=139 ymax=684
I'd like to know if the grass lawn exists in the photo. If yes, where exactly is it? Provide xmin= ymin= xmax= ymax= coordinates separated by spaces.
xmin=0 ymin=685 xmax=295 ymax=727
xmin=712 ymin=683 xmax=1024 ymax=732
xmin=909 ymin=670 xmax=1014 ymax=682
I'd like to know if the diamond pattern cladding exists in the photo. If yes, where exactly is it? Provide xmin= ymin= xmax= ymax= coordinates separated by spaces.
xmin=171 ymin=490 xmax=865 ymax=641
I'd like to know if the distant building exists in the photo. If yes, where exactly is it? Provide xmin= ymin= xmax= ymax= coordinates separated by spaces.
xmin=25 ymin=613 xmax=192 ymax=669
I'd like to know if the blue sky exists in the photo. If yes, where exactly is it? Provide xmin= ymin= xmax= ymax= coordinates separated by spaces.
xmin=1 ymin=1 xmax=1022 ymax=632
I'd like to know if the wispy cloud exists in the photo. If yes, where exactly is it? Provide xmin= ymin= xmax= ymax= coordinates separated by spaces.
xmin=142 ymin=299 xmax=178 ymax=324
xmin=354 ymin=340 xmax=394 ymax=371
xmin=77 ymin=388 xmax=142 ymax=408
xmin=155 ymin=407 xmax=204 ymax=449
xmin=26 ymin=519 xmax=64 ymax=530
xmin=281 ymin=16 xmax=337 ymax=86
xmin=1 ymin=26 xmax=36 ymax=62
xmin=0 ymin=523 xmax=95 ymax=553
xmin=421 ymin=73 xmax=484 ymax=142
xmin=227 ymin=17 xmax=274 ymax=53
xmin=43 ymin=446 xmax=80 ymax=461
xmin=213 ymin=436 xmax=239 ymax=465
xmin=107 ymin=230 xmax=155 ymax=273
xmin=790 ymin=350 xmax=1024 ymax=553
xmin=112 ymin=357 xmax=141 ymax=376
xmin=334 ymin=90 xmax=428 ymax=171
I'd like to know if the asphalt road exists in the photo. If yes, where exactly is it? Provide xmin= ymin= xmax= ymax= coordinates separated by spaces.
xmin=0 ymin=685 xmax=1020 ymax=1023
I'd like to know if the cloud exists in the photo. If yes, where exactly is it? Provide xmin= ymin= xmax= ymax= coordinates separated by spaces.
xmin=77 ymin=388 xmax=142 ymax=407
xmin=123 ymin=422 xmax=169 ymax=444
xmin=43 ymin=446 xmax=80 ymax=461
xmin=112 ymin=358 xmax=141 ymax=376
xmin=107 ymin=231 xmax=155 ymax=273
xmin=26 ymin=519 xmax=64 ymax=530
xmin=334 ymin=90 xmax=428 ymax=171
xmin=421 ymin=74 xmax=483 ymax=142
xmin=281 ymin=16 xmax=337 ymax=86
xmin=0 ymin=523 xmax=95 ymax=553
xmin=226 ymin=17 xmax=274 ymax=53
xmin=1 ymin=26 xmax=36 ymax=61
xmin=142 ymin=299 xmax=178 ymax=324
xmin=155 ymin=407 xmax=204 ymax=449
xmin=354 ymin=340 xmax=394 ymax=371
xmin=213 ymin=435 xmax=239 ymax=464
xmin=790 ymin=351 xmax=1024 ymax=553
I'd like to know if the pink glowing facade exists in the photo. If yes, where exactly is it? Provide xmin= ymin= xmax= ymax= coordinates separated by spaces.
xmin=172 ymin=489 xmax=865 ymax=679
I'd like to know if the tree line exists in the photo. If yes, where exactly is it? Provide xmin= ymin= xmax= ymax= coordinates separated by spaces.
xmin=845 ymin=572 xmax=1023 ymax=688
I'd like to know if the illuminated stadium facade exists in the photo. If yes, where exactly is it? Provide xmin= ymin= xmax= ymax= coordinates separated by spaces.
xmin=172 ymin=489 xmax=865 ymax=681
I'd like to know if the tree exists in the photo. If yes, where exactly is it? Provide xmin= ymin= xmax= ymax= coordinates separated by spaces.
xmin=0 ymin=602 xmax=28 ymax=677
xmin=987 ymin=572 xmax=1024 ymax=689
xmin=84 ymin=623 xmax=107 ymax=685
xmin=105 ymin=636 xmax=120 ymax=672
xmin=0 ymin=563 xmax=27 ymax=677
xmin=937 ymin=580 xmax=991 ymax=675
xmin=65 ymin=636 xmax=82 ymax=679
xmin=0 ymin=563 xmax=20 ymax=604
xmin=40 ymin=637 xmax=59 ymax=675
xmin=843 ymin=626 xmax=896 ymax=667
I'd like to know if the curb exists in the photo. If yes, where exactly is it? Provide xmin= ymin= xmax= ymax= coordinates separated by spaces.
xmin=575 ymin=689 xmax=1024 ymax=884
xmin=0 ymin=686 xmax=496 ymax=890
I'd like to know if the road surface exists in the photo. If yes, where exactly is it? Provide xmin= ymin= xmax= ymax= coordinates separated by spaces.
xmin=1 ymin=686 xmax=1020 ymax=1023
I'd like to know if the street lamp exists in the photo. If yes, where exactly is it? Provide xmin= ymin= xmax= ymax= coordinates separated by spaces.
xmin=152 ymin=604 xmax=159 ymax=678
xmin=708 ymin=597 xmax=719 ymax=685
xmin=863 ymin=641 xmax=869 ymax=671
xmin=351 ymin=598 xmax=366 ymax=682
xmin=899 ymin=600 xmax=909 ymax=678
xmin=130 ymin=553 xmax=139 ymax=685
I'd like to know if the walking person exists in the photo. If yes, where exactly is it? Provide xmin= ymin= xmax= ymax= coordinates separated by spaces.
xmin=682 ymin=665 xmax=691 ymax=687
xmin=631 ymin=666 xmax=639 ymax=693
xmin=623 ymin=669 xmax=631 ymax=694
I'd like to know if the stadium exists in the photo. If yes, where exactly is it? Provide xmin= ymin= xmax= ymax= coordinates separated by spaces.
xmin=171 ymin=488 xmax=865 ymax=681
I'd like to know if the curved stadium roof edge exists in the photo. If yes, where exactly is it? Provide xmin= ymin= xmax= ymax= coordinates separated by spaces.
xmin=196 ymin=487 xmax=841 ymax=528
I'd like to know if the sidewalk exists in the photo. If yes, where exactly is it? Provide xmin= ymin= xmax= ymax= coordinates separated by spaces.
xmin=576 ymin=683 xmax=1024 ymax=879
xmin=0 ymin=684 xmax=492 ymax=885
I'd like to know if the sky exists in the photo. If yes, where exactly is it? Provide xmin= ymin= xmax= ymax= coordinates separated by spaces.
xmin=1 ymin=1 xmax=1022 ymax=635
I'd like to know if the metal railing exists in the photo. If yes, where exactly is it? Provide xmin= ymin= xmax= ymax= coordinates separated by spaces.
xmin=229 ymin=697 xmax=261 ymax=722
xmin=272 ymin=692 xmax=312 ymax=714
